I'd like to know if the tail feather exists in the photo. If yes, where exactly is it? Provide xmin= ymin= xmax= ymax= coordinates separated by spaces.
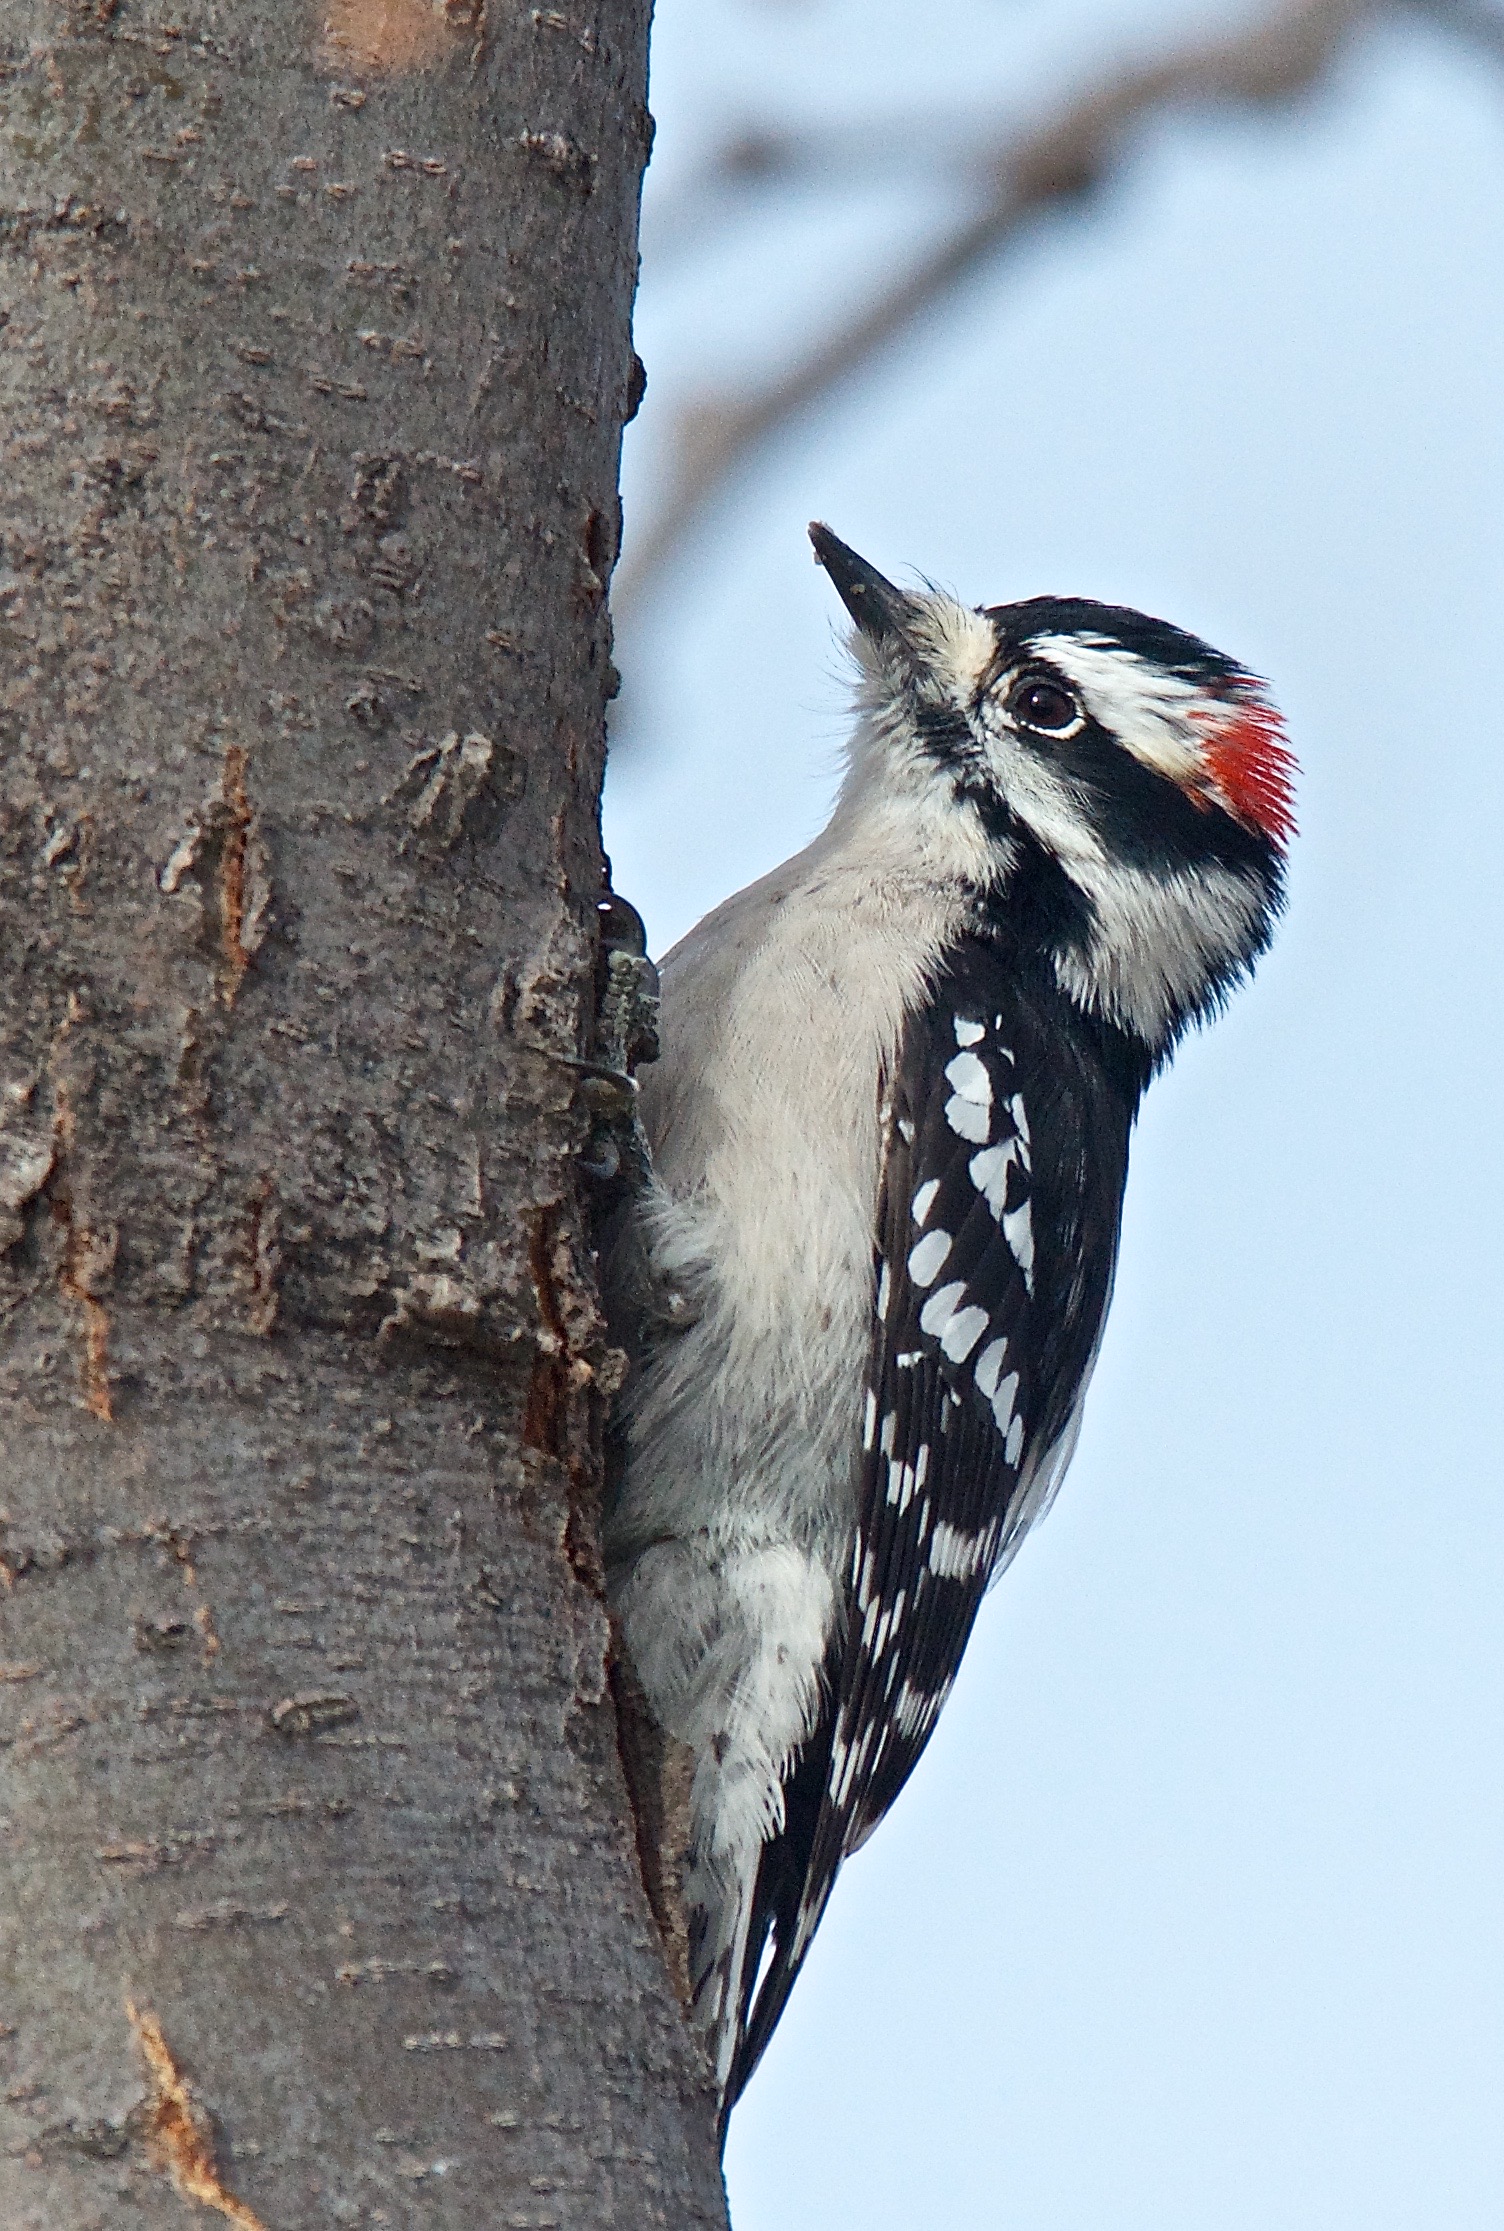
xmin=686 ymin=1848 xmax=761 ymax=2106
xmin=721 ymin=1702 xmax=839 ymax=2112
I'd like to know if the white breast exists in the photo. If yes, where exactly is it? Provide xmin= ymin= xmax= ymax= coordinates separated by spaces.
xmin=619 ymin=794 xmax=976 ymax=1569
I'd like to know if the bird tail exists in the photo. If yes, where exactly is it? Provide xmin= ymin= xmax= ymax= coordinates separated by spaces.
xmin=686 ymin=1843 xmax=763 ymax=2116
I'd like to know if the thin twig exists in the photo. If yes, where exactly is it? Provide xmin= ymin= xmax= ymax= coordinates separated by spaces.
xmin=616 ymin=0 xmax=1375 ymax=612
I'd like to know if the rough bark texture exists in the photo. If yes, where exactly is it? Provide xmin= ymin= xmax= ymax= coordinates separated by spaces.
xmin=0 ymin=4 xmax=728 ymax=2225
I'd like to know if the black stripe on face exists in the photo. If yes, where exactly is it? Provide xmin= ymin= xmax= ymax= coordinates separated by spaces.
xmin=1015 ymin=704 xmax=1277 ymax=882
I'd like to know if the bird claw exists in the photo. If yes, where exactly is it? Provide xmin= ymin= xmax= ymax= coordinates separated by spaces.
xmin=577 ymin=884 xmax=659 ymax=1200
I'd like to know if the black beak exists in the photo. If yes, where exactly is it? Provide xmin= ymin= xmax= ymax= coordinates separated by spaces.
xmin=808 ymin=523 xmax=912 ymax=645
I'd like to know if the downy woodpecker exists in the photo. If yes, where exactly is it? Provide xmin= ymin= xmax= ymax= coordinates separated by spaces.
xmin=601 ymin=525 xmax=1295 ymax=2117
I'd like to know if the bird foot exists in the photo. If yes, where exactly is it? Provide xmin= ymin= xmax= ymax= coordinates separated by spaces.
xmin=576 ymin=885 xmax=659 ymax=1195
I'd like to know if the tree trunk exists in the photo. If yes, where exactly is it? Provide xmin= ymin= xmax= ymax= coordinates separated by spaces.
xmin=0 ymin=4 xmax=727 ymax=2225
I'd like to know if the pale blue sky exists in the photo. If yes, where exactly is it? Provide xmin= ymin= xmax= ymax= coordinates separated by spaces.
xmin=606 ymin=4 xmax=1504 ymax=2223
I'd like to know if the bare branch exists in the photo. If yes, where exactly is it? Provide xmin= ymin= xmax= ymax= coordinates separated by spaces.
xmin=616 ymin=0 xmax=1376 ymax=612
xmin=641 ymin=117 xmax=996 ymax=264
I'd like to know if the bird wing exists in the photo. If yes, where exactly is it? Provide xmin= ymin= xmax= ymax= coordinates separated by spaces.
xmin=729 ymin=935 xmax=1134 ymax=2107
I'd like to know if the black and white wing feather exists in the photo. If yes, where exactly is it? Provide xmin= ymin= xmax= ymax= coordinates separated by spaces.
xmin=729 ymin=935 xmax=1139 ymax=2104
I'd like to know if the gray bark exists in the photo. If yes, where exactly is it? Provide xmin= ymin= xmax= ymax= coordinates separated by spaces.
xmin=0 ymin=4 xmax=728 ymax=2225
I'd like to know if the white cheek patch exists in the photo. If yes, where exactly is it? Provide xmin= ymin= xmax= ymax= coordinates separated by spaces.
xmin=1053 ymin=856 xmax=1266 ymax=1042
xmin=1024 ymin=633 xmax=1209 ymax=790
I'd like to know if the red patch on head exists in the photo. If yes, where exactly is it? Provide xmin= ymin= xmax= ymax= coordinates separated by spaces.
xmin=1196 ymin=686 xmax=1297 ymax=849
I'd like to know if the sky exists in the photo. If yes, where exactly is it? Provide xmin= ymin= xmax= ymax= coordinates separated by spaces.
xmin=603 ymin=3 xmax=1504 ymax=2223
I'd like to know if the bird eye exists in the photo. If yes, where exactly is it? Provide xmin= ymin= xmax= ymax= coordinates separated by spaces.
xmin=1007 ymin=675 xmax=1078 ymax=732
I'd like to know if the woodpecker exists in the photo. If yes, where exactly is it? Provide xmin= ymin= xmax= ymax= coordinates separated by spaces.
xmin=600 ymin=525 xmax=1294 ymax=2120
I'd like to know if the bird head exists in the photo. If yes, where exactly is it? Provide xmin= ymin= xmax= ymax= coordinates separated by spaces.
xmin=810 ymin=522 xmax=1295 ymax=1056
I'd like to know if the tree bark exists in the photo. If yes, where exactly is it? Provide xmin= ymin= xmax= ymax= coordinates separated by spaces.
xmin=0 ymin=4 xmax=727 ymax=2225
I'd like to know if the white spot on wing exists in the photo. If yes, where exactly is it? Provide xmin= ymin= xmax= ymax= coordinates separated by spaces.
xmin=944 ymin=1095 xmax=990 ymax=1144
xmin=974 ymin=1338 xmax=1008 ymax=1400
xmin=886 ymin=1458 xmax=916 ymax=1511
xmin=863 ymin=1595 xmax=892 ymax=1650
xmin=928 ymin=1519 xmax=1001 ymax=1581
xmin=907 ymin=1228 xmax=953 ymax=1287
xmin=953 ymin=1017 xmax=984 ymax=1046
xmin=968 ymin=1139 xmax=1018 ymax=1220
xmin=894 ymin=1677 xmax=950 ymax=1741
xmin=989 ymin=1369 xmax=1020 ymax=1438
xmin=862 ymin=1387 xmax=877 ymax=1449
xmin=919 ymin=1280 xmax=968 ymax=1340
xmin=939 ymin=1304 xmax=988 ymax=1363
xmin=927 ymin=1520 xmax=983 ymax=1579
xmin=944 ymin=1051 xmax=991 ymax=1104
xmin=1002 ymin=1200 xmax=1035 ymax=1290
xmin=911 ymin=1178 xmax=940 ymax=1226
